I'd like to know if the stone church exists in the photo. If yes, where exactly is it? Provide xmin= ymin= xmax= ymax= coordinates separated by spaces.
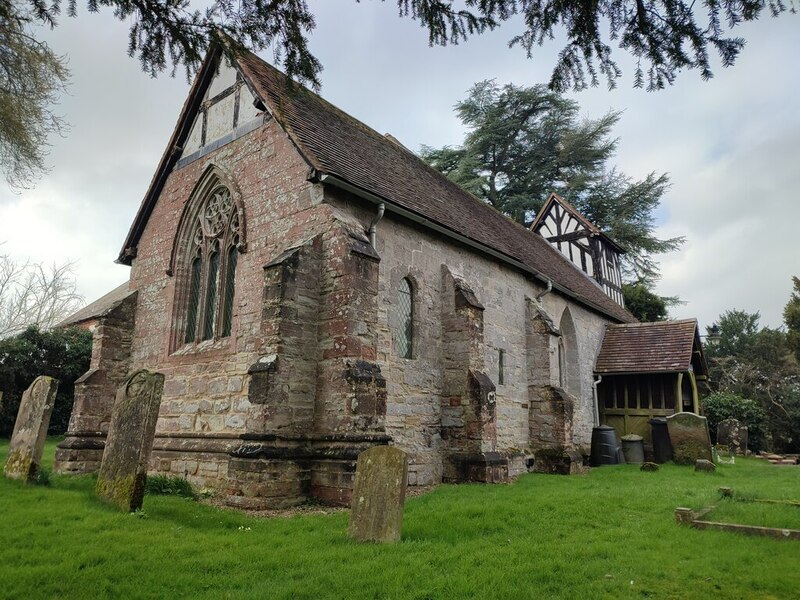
xmin=55 ymin=40 xmax=638 ymax=508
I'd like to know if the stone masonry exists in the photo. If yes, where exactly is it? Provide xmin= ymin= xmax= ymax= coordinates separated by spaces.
xmin=55 ymin=291 xmax=137 ymax=474
xmin=59 ymin=48 xmax=623 ymax=509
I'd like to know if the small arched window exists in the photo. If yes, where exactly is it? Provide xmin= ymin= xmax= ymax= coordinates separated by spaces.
xmin=181 ymin=185 xmax=240 ymax=344
xmin=394 ymin=277 xmax=413 ymax=359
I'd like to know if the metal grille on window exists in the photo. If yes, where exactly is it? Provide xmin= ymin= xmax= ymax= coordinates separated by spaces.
xmin=396 ymin=278 xmax=413 ymax=359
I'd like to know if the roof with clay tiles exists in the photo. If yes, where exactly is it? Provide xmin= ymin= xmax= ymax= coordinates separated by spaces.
xmin=120 ymin=42 xmax=636 ymax=324
xmin=595 ymin=319 xmax=708 ymax=374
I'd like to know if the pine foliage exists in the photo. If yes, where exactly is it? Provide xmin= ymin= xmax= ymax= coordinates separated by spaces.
xmin=420 ymin=80 xmax=683 ymax=283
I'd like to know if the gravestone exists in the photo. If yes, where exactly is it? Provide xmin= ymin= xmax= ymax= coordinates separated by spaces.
xmin=347 ymin=446 xmax=408 ymax=543
xmin=96 ymin=370 xmax=164 ymax=511
xmin=666 ymin=412 xmax=712 ymax=465
xmin=4 ymin=376 xmax=59 ymax=481
xmin=717 ymin=418 xmax=748 ymax=455
xmin=695 ymin=459 xmax=716 ymax=473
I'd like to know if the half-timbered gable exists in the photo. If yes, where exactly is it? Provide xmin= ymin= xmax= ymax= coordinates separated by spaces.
xmin=531 ymin=193 xmax=625 ymax=306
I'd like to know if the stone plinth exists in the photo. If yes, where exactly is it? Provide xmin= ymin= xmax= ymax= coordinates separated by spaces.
xmin=96 ymin=370 xmax=164 ymax=511
xmin=666 ymin=412 xmax=712 ymax=465
xmin=348 ymin=446 xmax=408 ymax=543
xmin=4 ymin=376 xmax=59 ymax=481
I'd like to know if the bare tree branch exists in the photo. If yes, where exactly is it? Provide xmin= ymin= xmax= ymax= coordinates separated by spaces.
xmin=0 ymin=246 xmax=83 ymax=338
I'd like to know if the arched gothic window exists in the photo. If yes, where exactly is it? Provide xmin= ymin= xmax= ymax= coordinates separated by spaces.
xmin=181 ymin=184 xmax=241 ymax=344
xmin=394 ymin=277 xmax=414 ymax=359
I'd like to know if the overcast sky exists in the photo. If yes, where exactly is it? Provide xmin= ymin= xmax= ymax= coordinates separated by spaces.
xmin=1 ymin=2 xmax=798 ymax=331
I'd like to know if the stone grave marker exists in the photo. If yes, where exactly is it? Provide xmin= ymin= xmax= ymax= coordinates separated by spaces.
xmin=695 ymin=459 xmax=716 ymax=473
xmin=666 ymin=412 xmax=713 ymax=465
xmin=4 ymin=376 xmax=59 ymax=481
xmin=96 ymin=370 xmax=164 ymax=512
xmin=348 ymin=446 xmax=408 ymax=543
xmin=717 ymin=418 xmax=748 ymax=455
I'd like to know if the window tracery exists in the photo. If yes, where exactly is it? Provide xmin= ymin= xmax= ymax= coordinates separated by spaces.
xmin=180 ymin=184 xmax=241 ymax=345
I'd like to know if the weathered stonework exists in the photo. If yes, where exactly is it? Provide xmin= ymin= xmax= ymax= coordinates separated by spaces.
xmin=348 ymin=446 xmax=408 ymax=543
xmin=667 ymin=412 xmax=713 ymax=465
xmin=717 ymin=418 xmax=748 ymax=455
xmin=60 ymin=52 xmax=624 ymax=508
xmin=55 ymin=291 xmax=137 ymax=474
xmin=96 ymin=370 xmax=165 ymax=511
xmin=4 ymin=376 xmax=59 ymax=482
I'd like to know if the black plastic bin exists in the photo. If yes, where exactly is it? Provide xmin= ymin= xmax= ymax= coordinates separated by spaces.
xmin=590 ymin=425 xmax=621 ymax=466
xmin=649 ymin=418 xmax=673 ymax=463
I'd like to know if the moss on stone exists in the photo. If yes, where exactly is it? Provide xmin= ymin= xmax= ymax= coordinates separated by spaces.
xmin=96 ymin=473 xmax=138 ymax=511
xmin=673 ymin=439 xmax=712 ymax=465
xmin=3 ymin=448 xmax=33 ymax=481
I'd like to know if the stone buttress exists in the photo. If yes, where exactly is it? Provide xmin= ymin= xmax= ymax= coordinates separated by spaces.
xmin=225 ymin=222 xmax=389 ymax=509
xmin=54 ymin=292 xmax=137 ymax=474
xmin=440 ymin=266 xmax=506 ymax=483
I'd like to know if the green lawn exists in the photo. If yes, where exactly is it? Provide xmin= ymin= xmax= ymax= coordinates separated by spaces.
xmin=1 ymin=440 xmax=798 ymax=600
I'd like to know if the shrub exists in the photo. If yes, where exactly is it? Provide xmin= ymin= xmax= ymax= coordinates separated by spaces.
xmin=0 ymin=325 xmax=92 ymax=436
xmin=145 ymin=475 xmax=196 ymax=500
xmin=701 ymin=392 xmax=767 ymax=452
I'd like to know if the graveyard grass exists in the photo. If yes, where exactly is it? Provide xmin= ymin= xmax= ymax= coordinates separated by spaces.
xmin=1 ymin=440 xmax=798 ymax=599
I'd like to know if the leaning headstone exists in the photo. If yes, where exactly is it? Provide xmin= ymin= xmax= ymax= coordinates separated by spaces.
xmin=96 ymin=370 xmax=164 ymax=512
xmin=4 ymin=376 xmax=59 ymax=481
xmin=666 ymin=412 xmax=713 ymax=465
xmin=347 ymin=446 xmax=408 ymax=543
xmin=717 ymin=418 xmax=749 ymax=455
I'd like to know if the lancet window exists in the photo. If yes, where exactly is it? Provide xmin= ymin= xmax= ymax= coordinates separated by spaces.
xmin=394 ymin=277 xmax=414 ymax=359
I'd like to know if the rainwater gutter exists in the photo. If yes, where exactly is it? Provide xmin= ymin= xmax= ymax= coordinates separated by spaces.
xmin=316 ymin=172 xmax=624 ymax=322
xmin=592 ymin=375 xmax=603 ymax=426
xmin=368 ymin=203 xmax=385 ymax=248
xmin=535 ymin=278 xmax=552 ymax=301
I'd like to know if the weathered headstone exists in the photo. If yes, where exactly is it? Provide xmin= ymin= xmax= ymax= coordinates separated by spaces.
xmin=695 ymin=459 xmax=716 ymax=473
xmin=717 ymin=418 xmax=749 ymax=455
xmin=96 ymin=370 xmax=164 ymax=512
xmin=666 ymin=412 xmax=713 ymax=465
xmin=4 ymin=376 xmax=59 ymax=481
xmin=347 ymin=446 xmax=408 ymax=543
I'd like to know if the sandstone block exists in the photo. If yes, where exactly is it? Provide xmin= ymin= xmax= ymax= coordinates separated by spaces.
xmin=4 ymin=376 xmax=59 ymax=481
xmin=695 ymin=459 xmax=716 ymax=473
xmin=348 ymin=446 xmax=408 ymax=543
xmin=666 ymin=412 xmax=712 ymax=465
xmin=96 ymin=370 xmax=165 ymax=511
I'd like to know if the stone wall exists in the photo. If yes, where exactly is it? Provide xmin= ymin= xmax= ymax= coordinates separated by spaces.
xmin=55 ymin=292 xmax=137 ymax=474
xmin=326 ymin=190 xmax=613 ymax=485
xmin=70 ymin=103 xmax=616 ymax=505
xmin=121 ymin=116 xmax=391 ymax=506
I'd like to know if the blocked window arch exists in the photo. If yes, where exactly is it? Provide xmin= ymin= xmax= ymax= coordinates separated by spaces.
xmin=558 ymin=307 xmax=582 ymax=398
xmin=169 ymin=166 xmax=246 ymax=348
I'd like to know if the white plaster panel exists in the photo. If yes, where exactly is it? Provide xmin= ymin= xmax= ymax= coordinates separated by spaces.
xmin=206 ymin=94 xmax=236 ymax=144
xmin=238 ymin=86 xmax=261 ymax=123
xmin=184 ymin=113 xmax=204 ymax=155
xmin=207 ymin=58 xmax=238 ymax=98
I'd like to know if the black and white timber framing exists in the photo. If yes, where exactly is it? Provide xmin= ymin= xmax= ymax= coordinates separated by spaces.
xmin=531 ymin=193 xmax=625 ymax=306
